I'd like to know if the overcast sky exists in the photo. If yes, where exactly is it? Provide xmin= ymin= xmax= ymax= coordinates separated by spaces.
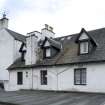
xmin=0 ymin=0 xmax=105 ymax=37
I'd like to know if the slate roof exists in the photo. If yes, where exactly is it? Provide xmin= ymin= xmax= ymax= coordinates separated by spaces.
xmin=8 ymin=27 xmax=105 ymax=70
xmin=42 ymin=37 xmax=61 ymax=49
xmin=75 ymin=28 xmax=97 ymax=46
xmin=5 ymin=28 xmax=26 ymax=43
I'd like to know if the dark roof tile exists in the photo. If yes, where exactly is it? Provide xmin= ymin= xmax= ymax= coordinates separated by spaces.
xmin=5 ymin=28 xmax=26 ymax=43
xmin=8 ymin=27 xmax=105 ymax=70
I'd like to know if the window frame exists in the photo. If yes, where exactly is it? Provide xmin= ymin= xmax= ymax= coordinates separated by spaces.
xmin=44 ymin=47 xmax=51 ymax=58
xmin=74 ymin=68 xmax=87 ymax=85
xmin=40 ymin=70 xmax=47 ymax=85
xmin=46 ymin=47 xmax=51 ymax=57
xmin=79 ymin=39 xmax=89 ymax=55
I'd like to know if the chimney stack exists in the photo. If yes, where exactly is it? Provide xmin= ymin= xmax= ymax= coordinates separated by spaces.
xmin=44 ymin=24 xmax=53 ymax=32
xmin=41 ymin=24 xmax=55 ymax=40
xmin=25 ymin=32 xmax=38 ymax=65
xmin=0 ymin=13 xmax=9 ymax=29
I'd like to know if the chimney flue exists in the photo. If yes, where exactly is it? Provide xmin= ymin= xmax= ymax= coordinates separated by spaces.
xmin=3 ymin=12 xmax=6 ymax=18
xmin=44 ymin=24 xmax=53 ymax=32
xmin=0 ymin=13 xmax=9 ymax=29
xmin=45 ymin=24 xmax=48 ymax=29
xmin=41 ymin=24 xmax=55 ymax=40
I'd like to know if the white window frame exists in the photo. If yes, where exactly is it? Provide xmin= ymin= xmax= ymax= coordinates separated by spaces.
xmin=80 ymin=41 xmax=88 ymax=54
xmin=74 ymin=68 xmax=86 ymax=85
xmin=45 ymin=48 xmax=51 ymax=57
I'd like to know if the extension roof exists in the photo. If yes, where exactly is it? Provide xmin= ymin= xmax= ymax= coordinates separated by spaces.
xmin=8 ymin=27 xmax=105 ymax=70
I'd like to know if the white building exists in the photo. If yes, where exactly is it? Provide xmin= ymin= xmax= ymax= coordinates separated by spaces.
xmin=0 ymin=14 xmax=25 ymax=89
xmin=5 ymin=19 xmax=105 ymax=93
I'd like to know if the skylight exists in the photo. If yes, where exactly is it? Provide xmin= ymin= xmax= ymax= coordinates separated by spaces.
xmin=61 ymin=37 xmax=65 ymax=41
xmin=67 ymin=36 xmax=71 ymax=40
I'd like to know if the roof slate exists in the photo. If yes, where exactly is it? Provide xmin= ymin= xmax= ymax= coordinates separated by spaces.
xmin=5 ymin=28 xmax=26 ymax=43
xmin=42 ymin=37 xmax=61 ymax=49
xmin=8 ymin=27 xmax=105 ymax=70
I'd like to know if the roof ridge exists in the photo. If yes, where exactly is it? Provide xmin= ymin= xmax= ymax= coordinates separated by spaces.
xmin=5 ymin=28 xmax=25 ymax=37
xmin=5 ymin=28 xmax=26 ymax=43
xmin=55 ymin=27 xmax=105 ymax=39
xmin=55 ymin=33 xmax=77 ymax=39
xmin=87 ymin=27 xmax=105 ymax=33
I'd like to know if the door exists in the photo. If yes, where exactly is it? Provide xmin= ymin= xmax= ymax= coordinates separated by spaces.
xmin=17 ymin=72 xmax=23 ymax=85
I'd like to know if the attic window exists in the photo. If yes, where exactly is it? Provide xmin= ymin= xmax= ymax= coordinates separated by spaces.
xmin=61 ymin=37 xmax=65 ymax=41
xmin=80 ymin=41 xmax=88 ymax=54
xmin=45 ymin=48 xmax=51 ymax=57
xmin=67 ymin=36 xmax=71 ymax=40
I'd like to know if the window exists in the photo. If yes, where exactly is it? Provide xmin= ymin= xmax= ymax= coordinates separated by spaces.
xmin=74 ymin=68 xmax=86 ymax=85
xmin=61 ymin=37 xmax=65 ymax=41
xmin=40 ymin=70 xmax=47 ymax=85
xmin=17 ymin=72 xmax=23 ymax=85
xmin=80 ymin=41 xmax=88 ymax=54
xmin=67 ymin=36 xmax=72 ymax=40
xmin=45 ymin=48 xmax=51 ymax=57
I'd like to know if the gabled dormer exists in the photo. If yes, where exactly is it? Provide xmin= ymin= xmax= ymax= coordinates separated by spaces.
xmin=76 ymin=28 xmax=97 ymax=55
xmin=41 ymin=37 xmax=61 ymax=58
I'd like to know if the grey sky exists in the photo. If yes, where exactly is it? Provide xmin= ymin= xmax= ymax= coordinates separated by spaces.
xmin=0 ymin=0 xmax=105 ymax=37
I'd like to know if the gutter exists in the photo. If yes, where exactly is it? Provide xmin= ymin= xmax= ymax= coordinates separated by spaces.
xmin=0 ymin=101 xmax=19 ymax=105
xmin=31 ymin=36 xmax=33 ymax=89
xmin=8 ymin=60 xmax=105 ymax=70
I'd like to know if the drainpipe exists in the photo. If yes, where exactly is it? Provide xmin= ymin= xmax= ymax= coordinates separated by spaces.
xmin=31 ymin=36 xmax=33 ymax=90
xmin=32 ymin=68 xmax=33 ymax=90
xmin=55 ymin=69 xmax=58 ymax=91
xmin=56 ymin=67 xmax=70 ymax=91
xmin=56 ymin=74 xmax=58 ymax=91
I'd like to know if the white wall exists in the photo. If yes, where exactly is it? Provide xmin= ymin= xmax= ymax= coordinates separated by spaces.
xmin=8 ymin=62 xmax=105 ymax=93
xmin=41 ymin=28 xmax=55 ymax=40
xmin=57 ymin=63 xmax=105 ymax=93
xmin=0 ymin=28 xmax=21 ymax=81
xmin=32 ymin=67 xmax=57 ymax=90
xmin=13 ymin=40 xmax=22 ymax=61
xmin=34 ymin=31 xmax=41 ymax=41
xmin=6 ymin=69 xmax=32 ymax=91
xmin=25 ymin=35 xmax=38 ymax=65
xmin=44 ymin=41 xmax=50 ymax=47
xmin=79 ymin=32 xmax=88 ymax=40
xmin=0 ymin=29 xmax=14 ymax=80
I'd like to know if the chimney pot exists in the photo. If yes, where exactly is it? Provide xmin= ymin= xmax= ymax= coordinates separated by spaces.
xmin=3 ymin=13 xmax=6 ymax=18
xmin=0 ymin=13 xmax=9 ymax=29
xmin=45 ymin=24 xmax=48 ymax=29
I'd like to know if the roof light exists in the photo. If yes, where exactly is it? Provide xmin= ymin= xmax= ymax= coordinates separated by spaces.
xmin=67 ymin=36 xmax=71 ymax=40
xmin=61 ymin=37 xmax=65 ymax=41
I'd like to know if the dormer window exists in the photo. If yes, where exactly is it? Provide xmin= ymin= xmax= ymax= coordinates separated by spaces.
xmin=77 ymin=29 xmax=90 ymax=55
xmin=76 ymin=28 xmax=97 ymax=55
xmin=80 ymin=41 xmax=88 ymax=54
xmin=45 ymin=47 xmax=51 ymax=57
xmin=41 ymin=37 xmax=61 ymax=59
